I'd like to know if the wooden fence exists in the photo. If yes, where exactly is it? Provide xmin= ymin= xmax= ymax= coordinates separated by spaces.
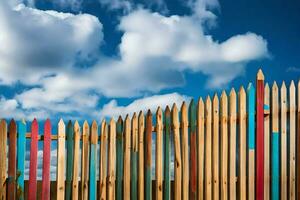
xmin=0 ymin=69 xmax=300 ymax=200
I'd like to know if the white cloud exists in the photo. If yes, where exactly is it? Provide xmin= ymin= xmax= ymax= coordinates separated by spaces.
xmin=99 ymin=93 xmax=190 ymax=119
xmin=98 ymin=0 xmax=132 ymax=13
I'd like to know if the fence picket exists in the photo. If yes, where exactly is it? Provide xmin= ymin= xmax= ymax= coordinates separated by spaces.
xmin=145 ymin=110 xmax=152 ymax=200
xmin=205 ymin=96 xmax=212 ymax=200
xmin=28 ymin=119 xmax=38 ymax=200
xmin=81 ymin=121 xmax=90 ymax=200
xmin=131 ymin=113 xmax=138 ymax=200
xmin=281 ymin=82 xmax=288 ymax=200
xmin=66 ymin=121 xmax=73 ymax=200
xmin=297 ymin=81 xmax=300 ymax=200
xmin=17 ymin=119 xmax=26 ymax=200
xmin=156 ymin=108 xmax=163 ymax=200
xmin=164 ymin=106 xmax=171 ymax=200
xmin=289 ymin=81 xmax=296 ymax=200
xmin=197 ymin=98 xmax=205 ymax=200
xmin=247 ymin=83 xmax=255 ymax=200
xmin=271 ymin=82 xmax=279 ymax=199
xmin=89 ymin=120 xmax=98 ymax=200
xmin=189 ymin=100 xmax=197 ymax=200
xmin=264 ymin=83 xmax=270 ymax=200
xmin=172 ymin=104 xmax=182 ymax=200
xmin=108 ymin=119 xmax=116 ymax=200
xmin=41 ymin=119 xmax=51 ymax=200
xmin=116 ymin=117 xmax=123 ymax=200
xmin=0 ymin=120 xmax=7 ymax=200
xmin=138 ymin=111 xmax=145 ymax=200
xmin=212 ymin=95 xmax=219 ymax=200
xmin=181 ymin=102 xmax=189 ymax=200
xmin=100 ymin=120 xmax=108 ymax=200
xmin=72 ymin=121 xmax=80 ymax=200
xmin=238 ymin=87 xmax=246 ymax=200
xmin=57 ymin=119 xmax=66 ymax=200
xmin=123 ymin=115 xmax=131 ymax=200
xmin=7 ymin=119 xmax=17 ymax=200
xmin=220 ymin=91 xmax=228 ymax=200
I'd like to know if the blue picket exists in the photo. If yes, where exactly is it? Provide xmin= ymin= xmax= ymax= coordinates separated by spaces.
xmin=17 ymin=119 xmax=26 ymax=200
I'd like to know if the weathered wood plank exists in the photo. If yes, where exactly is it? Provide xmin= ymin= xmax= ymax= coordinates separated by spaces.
xmin=229 ymin=89 xmax=237 ymax=200
xmin=156 ymin=108 xmax=163 ymax=200
xmin=280 ymin=82 xmax=287 ymax=200
xmin=138 ymin=112 xmax=145 ymax=200
xmin=256 ymin=69 xmax=265 ymax=200
xmin=189 ymin=100 xmax=197 ymax=200
xmin=197 ymin=98 xmax=205 ymax=200
xmin=131 ymin=113 xmax=138 ymax=200
xmin=164 ymin=106 xmax=171 ymax=200
xmin=108 ymin=119 xmax=116 ymax=200
xmin=220 ymin=91 xmax=228 ymax=200
xmin=41 ymin=119 xmax=52 ymax=200
xmin=297 ymin=81 xmax=300 ymax=200
xmin=145 ymin=110 xmax=152 ymax=200
xmin=90 ymin=121 xmax=98 ymax=200
xmin=81 ymin=121 xmax=90 ymax=200
xmin=123 ymin=116 xmax=131 ymax=200
xmin=72 ymin=121 xmax=80 ymax=200
xmin=7 ymin=119 xmax=17 ymax=200
xmin=238 ymin=87 xmax=246 ymax=200
xmin=289 ymin=81 xmax=296 ymax=200
xmin=181 ymin=102 xmax=189 ymax=200
xmin=100 ymin=120 xmax=108 ymax=200
xmin=212 ymin=95 xmax=219 ymax=200
xmin=0 ymin=120 xmax=7 ymax=200
xmin=264 ymin=83 xmax=270 ymax=200
xmin=57 ymin=119 xmax=66 ymax=200
xmin=65 ymin=121 xmax=73 ymax=200
xmin=116 ymin=117 xmax=123 ymax=200
xmin=28 ymin=119 xmax=38 ymax=200
xmin=17 ymin=119 xmax=26 ymax=200
xmin=247 ymin=83 xmax=255 ymax=200
xmin=205 ymin=96 xmax=212 ymax=200
xmin=271 ymin=82 xmax=279 ymax=199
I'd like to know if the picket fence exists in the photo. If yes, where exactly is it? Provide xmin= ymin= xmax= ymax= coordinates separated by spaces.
xmin=0 ymin=70 xmax=300 ymax=200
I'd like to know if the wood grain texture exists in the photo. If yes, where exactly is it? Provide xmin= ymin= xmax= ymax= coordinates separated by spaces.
xmin=297 ymin=81 xmax=300 ymax=200
xmin=280 ymin=82 xmax=287 ymax=200
xmin=17 ymin=119 xmax=26 ymax=200
xmin=89 ymin=120 xmax=98 ymax=200
xmin=28 ymin=119 xmax=38 ymax=200
xmin=271 ymin=82 xmax=279 ymax=199
xmin=65 ymin=121 xmax=73 ymax=200
xmin=205 ymin=96 xmax=212 ymax=200
xmin=7 ymin=119 xmax=17 ymax=200
xmin=0 ymin=120 xmax=7 ymax=200
xmin=145 ymin=110 xmax=152 ymax=200
xmin=57 ymin=119 xmax=66 ymax=200
xmin=123 ymin=116 xmax=131 ymax=200
xmin=256 ymin=69 xmax=265 ymax=200
xmin=181 ymin=102 xmax=189 ymax=200
xmin=138 ymin=111 xmax=145 ymax=200
xmin=108 ymin=119 xmax=116 ymax=200
xmin=41 ymin=119 xmax=52 ymax=200
xmin=172 ymin=104 xmax=182 ymax=200
xmin=100 ymin=120 xmax=107 ymax=200
xmin=220 ymin=91 xmax=228 ymax=200
xmin=131 ymin=113 xmax=138 ymax=200
xmin=156 ymin=108 xmax=163 ymax=200
xmin=164 ymin=106 xmax=171 ymax=200
xmin=247 ymin=83 xmax=255 ymax=200
xmin=81 ymin=121 xmax=90 ymax=200
xmin=212 ymin=95 xmax=219 ymax=200
xmin=238 ymin=87 xmax=246 ymax=200
xmin=197 ymin=99 xmax=205 ymax=200
xmin=264 ymin=83 xmax=270 ymax=200
xmin=72 ymin=121 xmax=80 ymax=200
xmin=289 ymin=81 xmax=296 ymax=200
xmin=116 ymin=117 xmax=123 ymax=200
xmin=189 ymin=100 xmax=197 ymax=200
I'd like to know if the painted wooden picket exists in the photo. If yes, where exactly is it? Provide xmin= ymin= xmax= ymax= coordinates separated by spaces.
xmin=0 ymin=70 xmax=299 ymax=200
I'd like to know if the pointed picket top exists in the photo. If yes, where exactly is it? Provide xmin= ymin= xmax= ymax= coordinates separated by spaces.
xmin=101 ymin=118 xmax=106 ymax=126
xmin=138 ymin=111 xmax=144 ymax=122
xmin=198 ymin=97 xmax=204 ymax=108
xmin=181 ymin=102 xmax=188 ymax=124
xmin=32 ymin=118 xmax=38 ymax=127
xmin=74 ymin=120 xmax=80 ymax=131
xmin=205 ymin=95 xmax=212 ymax=104
xmin=146 ymin=109 xmax=152 ymax=118
xmin=58 ymin=118 xmax=64 ymax=126
xmin=9 ymin=119 xmax=16 ymax=134
xmin=290 ymin=80 xmax=295 ymax=91
xmin=189 ymin=99 xmax=195 ymax=116
xmin=83 ymin=120 xmax=89 ymax=136
xmin=67 ymin=120 xmax=72 ymax=130
xmin=213 ymin=93 xmax=219 ymax=104
xmin=9 ymin=118 xmax=16 ymax=126
xmin=44 ymin=118 xmax=51 ymax=135
xmin=171 ymin=103 xmax=179 ymax=125
xmin=247 ymin=82 xmax=254 ymax=91
xmin=110 ymin=118 xmax=116 ymax=127
xmin=281 ymin=81 xmax=287 ymax=93
xmin=221 ymin=91 xmax=228 ymax=112
xmin=156 ymin=106 xmax=163 ymax=116
xmin=21 ymin=118 xmax=26 ymax=125
xmin=92 ymin=120 xmax=98 ymax=129
xmin=117 ymin=116 xmax=123 ymax=124
xmin=265 ymin=83 xmax=270 ymax=93
xmin=230 ymin=88 xmax=236 ymax=98
xmin=165 ymin=106 xmax=171 ymax=117
xmin=221 ymin=90 xmax=227 ymax=99
xmin=58 ymin=118 xmax=65 ymax=137
xmin=257 ymin=69 xmax=264 ymax=80
xmin=272 ymin=81 xmax=278 ymax=91
xmin=239 ymin=86 xmax=246 ymax=95
xmin=132 ymin=112 xmax=137 ymax=121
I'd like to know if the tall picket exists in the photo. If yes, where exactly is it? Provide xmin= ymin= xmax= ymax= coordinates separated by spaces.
xmin=264 ymin=83 xmax=270 ymax=200
xmin=212 ymin=95 xmax=219 ymax=200
xmin=289 ymin=81 xmax=296 ymax=199
xmin=197 ymin=99 xmax=205 ymax=200
xmin=189 ymin=100 xmax=197 ymax=200
xmin=138 ymin=111 xmax=145 ymax=200
xmin=28 ymin=119 xmax=38 ymax=200
xmin=156 ymin=107 xmax=163 ymax=200
xmin=41 ymin=119 xmax=51 ymax=200
xmin=100 ymin=120 xmax=108 ymax=200
xmin=205 ymin=96 xmax=212 ymax=200
xmin=81 ymin=121 xmax=90 ymax=200
xmin=181 ymin=102 xmax=189 ymax=200
xmin=145 ymin=110 xmax=152 ymax=200
xmin=0 ymin=120 xmax=7 ymax=200
xmin=57 ymin=119 xmax=66 ymax=200
xmin=116 ymin=117 xmax=123 ymax=200
xmin=131 ymin=114 xmax=138 ymax=200
xmin=17 ymin=119 xmax=26 ymax=200
xmin=72 ymin=121 xmax=80 ymax=200
xmin=108 ymin=119 xmax=116 ymax=200
xmin=89 ymin=121 xmax=98 ymax=200
xmin=7 ymin=119 xmax=17 ymax=200
xmin=164 ymin=106 xmax=171 ymax=200
xmin=65 ymin=121 xmax=73 ymax=200
xmin=123 ymin=115 xmax=131 ymax=200
xmin=280 ymin=82 xmax=287 ymax=200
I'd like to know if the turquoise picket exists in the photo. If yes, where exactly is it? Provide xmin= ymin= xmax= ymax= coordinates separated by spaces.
xmin=247 ymin=83 xmax=255 ymax=149
xmin=16 ymin=119 xmax=26 ymax=200
xmin=272 ymin=133 xmax=279 ymax=199
xmin=65 ymin=121 xmax=73 ymax=200
xmin=116 ymin=117 xmax=123 ymax=200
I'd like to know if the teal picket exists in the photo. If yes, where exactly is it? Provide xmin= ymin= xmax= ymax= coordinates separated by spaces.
xmin=164 ymin=107 xmax=171 ymax=200
xmin=17 ymin=120 xmax=26 ymax=200
xmin=116 ymin=117 xmax=123 ymax=200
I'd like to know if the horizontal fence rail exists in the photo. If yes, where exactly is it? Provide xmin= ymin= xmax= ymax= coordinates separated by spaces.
xmin=0 ymin=70 xmax=300 ymax=200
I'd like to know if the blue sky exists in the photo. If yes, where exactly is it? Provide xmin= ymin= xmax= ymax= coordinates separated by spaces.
xmin=0 ymin=0 xmax=299 ymax=121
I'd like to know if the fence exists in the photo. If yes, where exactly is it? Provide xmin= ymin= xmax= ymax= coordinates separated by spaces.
xmin=0 ymin=69 xmax=299 ymax=200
